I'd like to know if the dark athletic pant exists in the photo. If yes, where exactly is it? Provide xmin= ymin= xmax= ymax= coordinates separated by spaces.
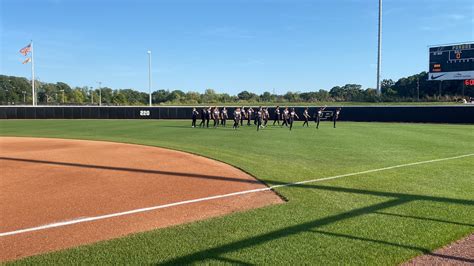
xmin=289 ymin=118 xmax=294 ymax=131
xmin=256 ymin=118 xmax=262 ymax=131
xmin=303 ymin=117 xmax=309 ymax=127
xmin=199 ymin=117 xmax=205 ymax=127
xmin=206 ymin=118 xmax=210 ymax=128
xmin=221 ymin=118 xmax=226 ymax=126
xmin=282 ymin=118 xmax=288 ymax=127
xmin=233 ymin=119 xmax=239 ymax=129
xmin=247 ymin=116 xmax=251 ymax=126
xmin=264 ymin=118 xmax=268 ymax=126
xmin=273 ymin=115 xmax=280 ymax=125
xmin=213 ymin=118 xmax=219 ymax=127
xmin=333 ymin=117 xmax=337 ymax=128
xmin=192 ymin=117 xmax=197 ymax=127
xmin=240 ymin=116 xmax=244 ymax=126
xmin=316 ymin=116 xmax=321 ymax=129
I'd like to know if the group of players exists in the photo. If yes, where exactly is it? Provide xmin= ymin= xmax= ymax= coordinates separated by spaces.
xmin=191 ymin=106 xmax=341 ymax=131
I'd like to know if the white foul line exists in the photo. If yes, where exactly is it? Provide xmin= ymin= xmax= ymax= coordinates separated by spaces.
xmin=1 ymin=153 xmax=472 ymax=237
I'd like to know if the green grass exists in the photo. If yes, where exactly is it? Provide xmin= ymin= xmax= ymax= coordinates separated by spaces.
xmin=1 ymin=120 xmax=473 ymax=265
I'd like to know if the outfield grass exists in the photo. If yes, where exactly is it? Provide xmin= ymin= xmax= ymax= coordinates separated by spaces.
xmin=1 ymin=120 xmax=473 ymax=265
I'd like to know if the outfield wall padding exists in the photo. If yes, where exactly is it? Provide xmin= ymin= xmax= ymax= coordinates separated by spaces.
xmin=0 ymin=106 xmax=473 ymax=123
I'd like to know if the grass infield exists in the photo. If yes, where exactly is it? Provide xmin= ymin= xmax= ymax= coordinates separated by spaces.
xmin=1 ymin=120 xmax=473 ymax=265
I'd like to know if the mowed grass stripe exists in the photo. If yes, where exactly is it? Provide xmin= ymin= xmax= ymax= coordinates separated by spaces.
xmin=1 ymin=120 xmax=473 ymax=265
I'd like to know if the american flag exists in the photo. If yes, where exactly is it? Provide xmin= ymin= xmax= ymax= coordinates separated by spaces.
xmin=22 ymin=57 xmax=31 ymax=64
xmin=19 ymin=43 xmax=31 ymax=56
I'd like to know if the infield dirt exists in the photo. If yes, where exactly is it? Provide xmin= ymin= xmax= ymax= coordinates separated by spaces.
xmin=0 ymin=137 xmax=282 ymax=262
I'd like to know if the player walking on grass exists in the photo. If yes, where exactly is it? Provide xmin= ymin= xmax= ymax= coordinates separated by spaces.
xmin=263 ymin=107 xmax=270 ymax=127
xmin=233 ymin=108 xmax=242 ymax=129
xmin=199 ymin=107 xmax=207 ymax=127
xmin=315 ymin=106 xmax=326 ymax=129
xmin=206 ymin=107 xmax=212 ymax=128
xmin=333 ymin=107 xmax=341 ymax=128
xmin=221 ymin=107 xmax=228 ymax=127
xmin=281 ymin=107 xmax=289 ymax=127
xmin=191 ymin=108 xmax=199 ymax=128
xmin=213 ymin=107 xmax=220 ymax=127
xmin=240 ymin=106 xmax=245 ymax=126
xmin=254 ymin=106 xmax=261 ymax=125
xmin=273 ymin=106 xmax=280 ymax=126
xmin=256 ymin=107 xmax=264 ymax=131
xmin=247 ymin=107 xmax=254 ymax=126
xmin=289 ymin=108 xmax=299 ymax=131
xmin=302 ymin=107 xmax=310 ymax=127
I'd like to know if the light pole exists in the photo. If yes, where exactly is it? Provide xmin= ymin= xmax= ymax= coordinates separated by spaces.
xmin=60 ymin=89 xmax=65 ymax=104
xmin=416 ymin=78 xmax=420 ymax=102
xmin=89 ymin=86 xmax=94 ymax=104
xmin=147 ymin=50 xmax=152 ymax=106
xmin=22 ymin=91 xmax=26 ymax=104
xmin=97 ymin=81 xmax=102 ymax=106
xmin=376 ymin=0 xmax=382 ymax=95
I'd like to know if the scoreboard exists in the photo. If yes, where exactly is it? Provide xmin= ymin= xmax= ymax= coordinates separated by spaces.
xmin=429 ymin=43 xmax=474 ymax=80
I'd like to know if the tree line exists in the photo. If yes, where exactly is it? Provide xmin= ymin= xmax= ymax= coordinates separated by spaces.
xmin=1 ymin=72 xmax=472 ymax=105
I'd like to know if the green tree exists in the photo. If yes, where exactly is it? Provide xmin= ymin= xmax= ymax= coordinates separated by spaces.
xmin=202 ymin=89 xmax=217 ymax=103
xmin=238 ymin=91 xmax=252 ymax=101
xmin=260 ymin=91 xmax=272 ymax=102
xmin=112 ymin=92 xmax=128 ymax=105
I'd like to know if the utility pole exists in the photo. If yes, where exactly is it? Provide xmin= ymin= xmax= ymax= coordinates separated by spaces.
xmin=147 ymin=50 xmax=152 ymax=106
xmin=97 ymin=81 xmax=102 ymax=106
xmin=376 ymin=0 xmax=382 ymax=95
xmin=417 ymin=78 xmax=420 ymax=101
xmin=60 ymin=89 xmax=65 ymax=104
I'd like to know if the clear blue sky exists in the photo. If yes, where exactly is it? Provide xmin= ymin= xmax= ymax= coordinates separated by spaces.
xmin=1 ymin=0 xmax=473 ymax=95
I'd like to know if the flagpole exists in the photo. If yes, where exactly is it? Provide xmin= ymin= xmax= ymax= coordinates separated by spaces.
xmin=31 ymin=41 xmax=36 ymax=106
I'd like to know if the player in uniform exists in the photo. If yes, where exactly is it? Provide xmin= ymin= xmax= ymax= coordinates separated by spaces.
xmin=247 ymin=107 xmax=254 ymax=126
xmin=213 ymin=107 xmax=220 ymax=127
xmin=281 ymin=107 xmax=289 ymax=127
xmin=315 ymin=106 xmax=326 ymax=129
xmin=273 ymin=106 xmax=281 ymax=126
xmin=221 ymin=107 xmax=228 ymax=127
xmin=288 ymin=108 xmax=299 ymax=131
xmin=191 ymin=108 xmax=199 ymax=127
xmin=206 ymin=107 xmax=212 ymax=128
xmin=263 ymin=107 xmax=270 ymax=127
xmin=254 ymin=106 xmax=261 ymax=125
xmin=199 ymin=107 xmax=207 ymax=128
xmin=333 ymin=107 xmax=341 ymax=128
xmin=233 ymin=108 xmax=242 ymax=129
xmin=302 ymin=107 xmax=310 ymax=127
xmin=256 ymin=107 xmax=264 ymax=131
xmin=240 ymin=106 xmax=245 ymax=126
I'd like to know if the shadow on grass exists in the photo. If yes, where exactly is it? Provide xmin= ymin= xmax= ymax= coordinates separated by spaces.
xmin=158 ymin=183 xmax=474 ymax=265
xmin=311 ymin=230 xmax=474 ymax=264
xmin=374 ymin=211 xmax=474 ymax=227
xmin=0 ymin=157 xmax=262 ymax=185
